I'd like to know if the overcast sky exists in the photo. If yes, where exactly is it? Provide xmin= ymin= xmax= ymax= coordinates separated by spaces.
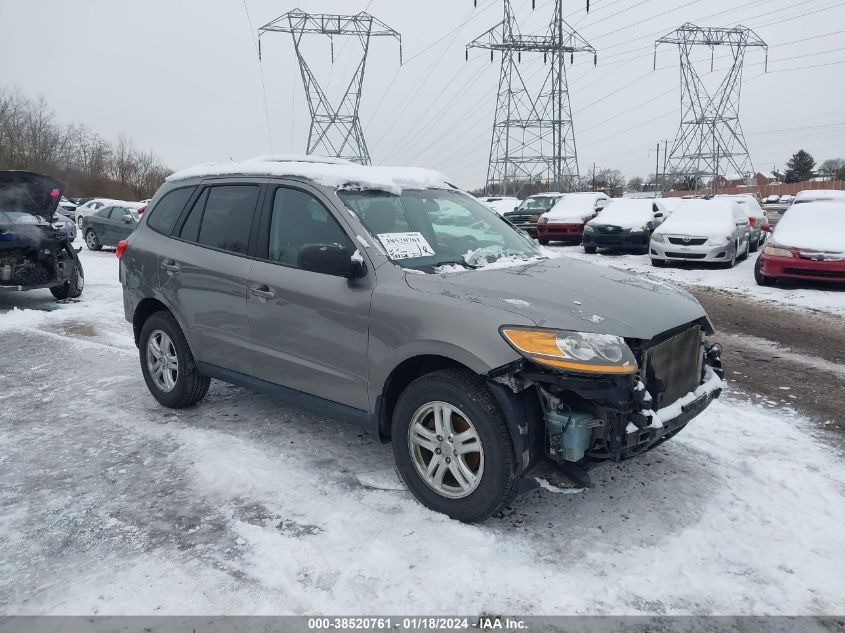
xmin=1 ymin=0 xmax=843 ymax=189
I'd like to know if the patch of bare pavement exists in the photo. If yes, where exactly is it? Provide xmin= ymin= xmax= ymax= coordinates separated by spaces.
xmin=691 ymin=287 xmax=845 ymax=435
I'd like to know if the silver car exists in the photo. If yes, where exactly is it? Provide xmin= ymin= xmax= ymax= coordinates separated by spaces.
xmin=650 ymin=199 xmax=751 ymax=268
xmin=120 ymin=158 xmax=724 ymax=522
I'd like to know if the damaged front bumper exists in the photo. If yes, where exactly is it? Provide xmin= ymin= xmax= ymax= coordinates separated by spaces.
xmin=488 ymin=330 xmax=724 ymax=471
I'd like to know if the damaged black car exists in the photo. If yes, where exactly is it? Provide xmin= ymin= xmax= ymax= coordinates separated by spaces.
xmin=0 ymin=171 xmax=84 ymax=300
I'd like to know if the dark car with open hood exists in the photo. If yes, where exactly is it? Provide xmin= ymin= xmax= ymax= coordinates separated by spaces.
xmin=0 ymin=171 xmax=84 ymax=300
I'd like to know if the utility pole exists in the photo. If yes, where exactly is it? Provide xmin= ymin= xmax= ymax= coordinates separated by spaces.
xmin=655 ymin=23 xmax=767 ymax=191
xmin=655 ymin=143 xmax=660 ymax=193
xmin=468 ymin=1 xmax=596 ymax=196
xmin=258 ymin=10 xmax=402 ymax=165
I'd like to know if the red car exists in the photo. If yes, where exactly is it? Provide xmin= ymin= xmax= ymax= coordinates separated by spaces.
xmin=536 ymin=192 xmax=610 ymax=245
xmin=755 ymin=201 xmax=845 ymax=285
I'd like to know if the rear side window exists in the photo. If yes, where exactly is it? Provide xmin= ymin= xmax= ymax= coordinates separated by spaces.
xmin=96 ymin=207 xmax=112 ymax=218
xmin=109 ymin=207 xmax=129 ymax=220
xmin=146 ymin=187 xmax=196 ymax=235
xmin=179 ymin=185 xmax=260 ymax=255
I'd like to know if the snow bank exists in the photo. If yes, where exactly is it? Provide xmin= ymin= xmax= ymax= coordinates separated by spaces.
xmin=653 ymin=200 xmax=736 ymax=238
xmin=588 ymin=199 xmax=656 ymax=230
xmin=167 ymin=160 xmax=452 ymax=195
xmin=772 ymin=202 xmax=845 ymax=253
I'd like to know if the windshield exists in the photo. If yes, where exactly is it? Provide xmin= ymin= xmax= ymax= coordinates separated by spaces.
xmin=518 ymin=196 xmax=559 ymax=210
xmin=338 ymin=189 xmax=542 ymax=271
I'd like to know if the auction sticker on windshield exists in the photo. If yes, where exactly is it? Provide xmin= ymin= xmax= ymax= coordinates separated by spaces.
xmin=378 ymin=232 xmax=436 ymax=260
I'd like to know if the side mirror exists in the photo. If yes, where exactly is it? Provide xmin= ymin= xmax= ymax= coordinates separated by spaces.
xmin=298 ymin=243 xmax=364 ymax=279
xmin=654 ymin=212 xmax=664 ymax=219
xmin=513 ymin=206 xmax=519 ymax=212
xmin=123 ymin=215 xmax=134 ymax=224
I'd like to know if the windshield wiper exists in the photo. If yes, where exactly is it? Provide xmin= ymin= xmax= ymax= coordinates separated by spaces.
xmin=433 ymin=259 xmax=480 ymax=270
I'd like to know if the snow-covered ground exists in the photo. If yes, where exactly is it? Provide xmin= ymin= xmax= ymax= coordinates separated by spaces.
xmin=1 ymin=243 xmax=844 ymax=616
xmin=545 ymin=244 xmax=845 ymax=318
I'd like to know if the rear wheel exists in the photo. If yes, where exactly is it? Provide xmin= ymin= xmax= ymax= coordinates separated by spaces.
xmin=391 ymin=369 xmax=518 ymax=523
xmin=139 ymin=311 xmax=210 ymax=408
xmin=749 ymin=235 xmax=759 ymax=253
xmin=85 ymin=229 xmax=101 ymax=251
xmin=77 ymin=216 xmax=84 ymax=229
xmin=538 ymin=238 xmax=550 ymax=246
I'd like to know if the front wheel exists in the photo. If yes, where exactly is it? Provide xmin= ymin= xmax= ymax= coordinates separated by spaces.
xmin=583 ymin=245 xmax=597 ymax=254
xmin=50 ymin=260 xmax=84 ymax=300
xmin=77 ymin=216 xmax=84 ymax=229
xmin=391 ymin=369 xmax=518 ymax=523
xmin=754 ymin=255 xmax=774 ymax=286
xmin=538 ymin=238 xmax=550 ymax=246
xmin=139 ymin=311 xmax=210 ymax=408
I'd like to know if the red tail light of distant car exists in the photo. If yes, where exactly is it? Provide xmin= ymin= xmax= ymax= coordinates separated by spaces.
xmin=116 ymin=240 xmax=128 ymax=259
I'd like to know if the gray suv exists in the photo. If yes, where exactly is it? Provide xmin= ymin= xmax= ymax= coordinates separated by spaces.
xmin=120 ymin=158 xmax=724 ymax=522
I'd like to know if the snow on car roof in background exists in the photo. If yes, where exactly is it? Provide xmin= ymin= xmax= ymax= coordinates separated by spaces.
xmin=588 ymin=199 xmax=660 ymax=230
xmin=794 ymin=189 xmax=845 ymax=201
xmin=654 ymin=199 xmax=740 ymax=237
xmin=250 ymin=154 xmax=354 ymax=165
xmin=167 ymin=159 xmax=453 ymax=195
xmin=773 ymin=201 xmax=845 ymax=253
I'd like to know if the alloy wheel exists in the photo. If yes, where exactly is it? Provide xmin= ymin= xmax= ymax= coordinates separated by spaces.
xmin=407 ymin=401 xmax=484 ymax=499
xmin=146 ymin=330 xmax=179 ymax=392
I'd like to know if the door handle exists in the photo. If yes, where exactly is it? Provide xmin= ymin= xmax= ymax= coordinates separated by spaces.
xmin=161 ymin=261 xmax=181 ymax=273
xmin=249 ymin=285 xmax=276 ymax=301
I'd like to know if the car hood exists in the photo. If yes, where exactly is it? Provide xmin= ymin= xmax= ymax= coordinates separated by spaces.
xmin=405 ymin=257 xmax=709 ymax=340
xmin=0 ymin=171 xmax=64 ymax=221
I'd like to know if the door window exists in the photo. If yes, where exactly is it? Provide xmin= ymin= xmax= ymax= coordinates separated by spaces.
xmin=95 ymin=207 xmax=112 ymax=218
xmin=146 ymin=187 xmax=195 ymax=235
xmin=179 ymin=185 xmax=259 ymax=255
xmin=267 ymin=187 xmax=352 ymax=267
xmin=110 ymin=206 xmax=130 ymax=220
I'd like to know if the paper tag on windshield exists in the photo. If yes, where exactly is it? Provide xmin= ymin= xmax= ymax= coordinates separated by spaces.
xmin=377 ymin=232 xmax=435 ymax=260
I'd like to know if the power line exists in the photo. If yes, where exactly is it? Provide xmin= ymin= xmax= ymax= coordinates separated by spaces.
xmin=241 ymin=0 xmax=274 ymax=151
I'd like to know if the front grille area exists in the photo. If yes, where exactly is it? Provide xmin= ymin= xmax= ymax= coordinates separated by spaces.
xmin=665 ymin=252 xmax=707 ymax=259
xmin=642 ymin=326 xmax=702 ymax=409
xmin=668 ymin=237 xmax=707 ymax=246
xmin=784 ymin=268 xmax=845 ymax=279
xmin=505 ymin=214 xmax=533 ymax=224
xmin=598 ymin=226 xmax=622 ymax=234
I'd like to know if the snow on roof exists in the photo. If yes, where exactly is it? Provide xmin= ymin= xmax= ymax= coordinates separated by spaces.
xmin=250 ymin=154 xmax=354 ymax=165
xmin=774 ymin=202 xmax=845 ymax=252
xmin=167 ymin=159 xmax=453 ymax=195
xmin=654 ymin=199 xmax=740 ymax=238
xmin=795 ymin=189 xmax=845 ymax=201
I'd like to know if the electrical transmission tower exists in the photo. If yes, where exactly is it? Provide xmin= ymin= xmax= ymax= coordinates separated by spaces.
xmin=258 ymin=9 xmax=401 ymax=165
xmin=467 ymin=1 xmax=595 ymax=196
xmin=655 ymin=23 xmax=767 ymax=191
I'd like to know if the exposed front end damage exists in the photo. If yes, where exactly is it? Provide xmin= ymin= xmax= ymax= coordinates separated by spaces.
xmin=0 ymin=232 xmax=80 ymax=293
xmin=488 ymin=320 xmax=724 ymax=472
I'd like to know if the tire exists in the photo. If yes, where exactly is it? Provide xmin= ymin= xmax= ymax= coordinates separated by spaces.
xmin=749 ymin=235 xmax=759 ymax=253
xmin=50 ymin=260 xmax=84 ymax=300
xmin=77 ymin=216 xmax=84 ymax=230
xmin=85 ymin=229 xmax=102 ymax=251
xmin=754 ymin=255 xmax=774 ymax=286
xmin=583 ymin=245 xmax=597 ymax=254
xmin=538 ymin=238 xmax=550 ymax=246
xmin=139 ymin=311 xmax=210 ymax=409
xmin=391 ymin=369 xmax=518 ymax=523
xmin=651 ymin=258 xmax=665 ymax=267
xmin=721 ymin=246 xmax=738 ymax=269
xmin=739 ymin=240 xmax=750 ymax=262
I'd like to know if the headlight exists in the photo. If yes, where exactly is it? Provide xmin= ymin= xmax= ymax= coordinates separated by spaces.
xmin=584 ymin=224 xmax=596 ymax=233
xmin=538 ymin=216 xmax=549 ymax=225
xmin=708 ymin=237 xmax=731 ymax=246
xmin=651 ymin=233 xmax=665 ymax=243
xmin=500 ymin=327 xmax=638 ymax=374
xmin=764 ymin=246 xmax=793 ymax=258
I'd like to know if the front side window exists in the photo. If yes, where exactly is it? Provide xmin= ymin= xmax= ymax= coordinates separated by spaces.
xmin=96 ymin=207 xmax=112 ymax=218
xmin=267 ymin=187 xmax=352 ymax=267
xmin=181 ymin=185 xmax=259 ymax=255
xmin=519 ymin=196 xmax=558 ymax=210
xmin=338 ymin=189 xmax=541 ymax=271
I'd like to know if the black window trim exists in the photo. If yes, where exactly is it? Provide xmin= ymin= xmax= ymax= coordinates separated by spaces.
xmin=145 ymin=184 xmax=202 ymax=238
xmin=253 ymin=179 xmax=367 ymax=273
xmin=165 ymin=178 xmax=267 ymax=261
